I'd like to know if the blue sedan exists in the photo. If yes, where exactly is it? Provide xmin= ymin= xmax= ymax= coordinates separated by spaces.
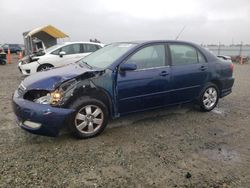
xmin=12 ymin=40 xmax=234 ymax=138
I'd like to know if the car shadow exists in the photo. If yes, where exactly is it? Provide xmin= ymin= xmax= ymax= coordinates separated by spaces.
xmin=108 ymin=103 xmax=195 ymax=129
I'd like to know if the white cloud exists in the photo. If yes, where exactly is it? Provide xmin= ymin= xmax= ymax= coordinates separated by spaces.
xmin=97 ymin=0 xmax=202 ymax=20
xmin=0 ymin=0 xmax=249 ymax=44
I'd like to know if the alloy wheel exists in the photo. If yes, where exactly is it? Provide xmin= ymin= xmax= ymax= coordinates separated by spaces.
xmin=203 ymin=87 xmax=218 ymax=109
xmin=75 ymin=105 xmax=104 ymax=134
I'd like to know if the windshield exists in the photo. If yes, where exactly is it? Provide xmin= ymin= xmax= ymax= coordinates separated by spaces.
xmin=78 ymin=43 xmax=136 ymax=69
xmin=46 ymin=44 xmax=63 ymax=53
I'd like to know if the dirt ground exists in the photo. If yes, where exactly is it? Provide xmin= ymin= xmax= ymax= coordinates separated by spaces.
xmin=0 ymin=55 xmax=250 ymax=188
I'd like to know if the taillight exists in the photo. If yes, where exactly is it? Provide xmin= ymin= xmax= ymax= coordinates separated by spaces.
xmin=230 ymin=63 xmax=234 ymax=72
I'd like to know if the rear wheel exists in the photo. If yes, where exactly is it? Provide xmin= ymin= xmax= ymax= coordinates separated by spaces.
xmin=37 ymin=64 xmax=53 ymax=72
xmin=69 ymin=97 xmax=109 ymax=139
xmin=199 ymin=83 xmax=219 ymax=112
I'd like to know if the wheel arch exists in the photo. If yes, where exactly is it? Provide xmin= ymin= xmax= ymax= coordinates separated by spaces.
xmin=209 ymin=79 xmax=222 ymax=97
xmin=89 ymin=87 xmax=113 ymax=117
xmin=67 ymin=87 xmax=114 ymax=119
xmin=37 ymin=63 xmax=54 ymax=72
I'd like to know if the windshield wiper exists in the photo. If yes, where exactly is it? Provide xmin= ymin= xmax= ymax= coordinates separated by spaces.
xmin=80 ymin=61 xmax=92 ymax=69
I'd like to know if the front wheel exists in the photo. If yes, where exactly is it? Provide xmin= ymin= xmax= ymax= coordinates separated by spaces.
xmin=199 ymin=83 xmax=219 ymax=112
xmin=37 ymin=64 xmax=53 ymax=72
xmin=69 ymin=97 xmax=109 ymax=139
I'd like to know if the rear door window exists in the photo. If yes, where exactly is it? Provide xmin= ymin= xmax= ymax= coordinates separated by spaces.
xmin=169 ymin=44 xmax=206 ymax=65
xmin=62 ymin=44 xmax=81 ymax=54
xmin=83 ymin=44 xmax=99 ymax=53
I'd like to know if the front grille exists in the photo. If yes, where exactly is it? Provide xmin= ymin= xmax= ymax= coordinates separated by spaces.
xmin=18 ymin=83 xmax=26 ymax=96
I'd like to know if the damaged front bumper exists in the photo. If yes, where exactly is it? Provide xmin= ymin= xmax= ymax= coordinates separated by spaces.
xmin=12 ymin=90 xmax=75 ymax=137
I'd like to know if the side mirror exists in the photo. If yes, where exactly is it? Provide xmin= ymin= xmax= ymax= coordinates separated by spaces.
xmin=59 ymin=51 xmax=66 ymax=58
xmin=120 ymin=63 xmax=137 ymax=71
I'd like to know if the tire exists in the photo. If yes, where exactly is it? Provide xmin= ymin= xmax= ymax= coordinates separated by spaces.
xmin=68 ymin=97 xmax=109 ymax=139
xmin=37 ymin=64 xmax=54 ymax=72
xmin=0 ymin=59 xmax=6 ymax=65
xmin=199 ymin=83 xmax=219 ymax=112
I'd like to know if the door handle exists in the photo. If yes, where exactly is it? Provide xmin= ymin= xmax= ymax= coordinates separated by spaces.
xmin=199 ymin=66 xmax=207 ymax=71
xmin=159 ymin=71 xmax=169 ymax=76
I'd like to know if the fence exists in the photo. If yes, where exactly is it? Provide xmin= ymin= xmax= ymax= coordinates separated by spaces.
xmin=204 ymin=45 xmax=250 ymax=57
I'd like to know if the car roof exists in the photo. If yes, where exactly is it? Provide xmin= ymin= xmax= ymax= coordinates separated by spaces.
xmin=63 ymin=41 xmax=105 ymax=46
xmin=45 ymin=41 xmax=105 ymax=53
xmin=113 ymin=40 xmax=199 ymax=45
xmin=108 ymin=40 xmax=203 ymax=50
xmin=108 ymin=40 xmax=206 ymax=53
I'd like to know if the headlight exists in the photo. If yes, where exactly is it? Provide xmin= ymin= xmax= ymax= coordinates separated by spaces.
xmin=50 ymin=79 xmax=77 ymax=105
xmin=34 ymin=90 xmax=62 ymax=105
xmin=33 ymin=79 xmax=77 ymax=105
xmin=34 ymin=94 xmax=51 ymax=104
xmin=50 ymin=90 xmax=62 ymax=105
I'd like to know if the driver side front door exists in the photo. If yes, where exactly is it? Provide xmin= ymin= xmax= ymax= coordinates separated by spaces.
xmin=49 ymin=43 xmax=83 ymax=67
xmin=116 ymin=44 xmax=171 ymax=115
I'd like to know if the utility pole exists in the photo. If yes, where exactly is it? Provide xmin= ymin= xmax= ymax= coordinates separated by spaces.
xmin=218 ymin=42 xmax=221 ymax=56
xmin=239 ymin=41 xmax=243 ymax=56
xmin=239 ymin=41 xmax=243 ymax=64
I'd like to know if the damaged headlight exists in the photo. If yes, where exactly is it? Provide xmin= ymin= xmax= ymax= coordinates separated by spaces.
xmin=50 ymin=90 xmax=63 ymax=105
xmin=34 ymin=94 xmax=51 ymax=104
xmin=33 ymin=92 xmax=61 ymax=105
xmin=34 ymin=79 xmax=77 ymax=105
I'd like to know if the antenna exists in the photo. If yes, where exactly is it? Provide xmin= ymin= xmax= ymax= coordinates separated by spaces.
xmin=175 ymin=26 xmax=186 ymax=40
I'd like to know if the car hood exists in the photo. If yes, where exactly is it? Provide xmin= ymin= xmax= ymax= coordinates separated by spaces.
xmin=23 ymin=63 xmax=101 ymax=90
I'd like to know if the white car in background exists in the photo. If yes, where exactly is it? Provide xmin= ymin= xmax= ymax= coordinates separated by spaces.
xmin=18 ymin=42 xmax=104 ymax=75
xmin=217 ymin=55 xmax=233 ymax=63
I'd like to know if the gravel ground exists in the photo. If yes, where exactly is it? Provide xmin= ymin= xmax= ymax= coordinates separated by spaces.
xmin=0 ymin=56 xmax=250 ymax=188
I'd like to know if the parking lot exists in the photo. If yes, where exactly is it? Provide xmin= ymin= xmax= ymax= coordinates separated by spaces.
xmin=0 ymin=55 xmax=250 ymax=187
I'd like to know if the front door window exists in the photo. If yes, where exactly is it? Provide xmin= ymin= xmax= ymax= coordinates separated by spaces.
xmin=126 ymin=45 xmax=165 ymax=69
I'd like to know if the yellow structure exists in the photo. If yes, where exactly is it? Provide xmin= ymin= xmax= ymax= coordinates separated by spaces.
xmin=26 ymin=25 xmax=68 ymax=39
